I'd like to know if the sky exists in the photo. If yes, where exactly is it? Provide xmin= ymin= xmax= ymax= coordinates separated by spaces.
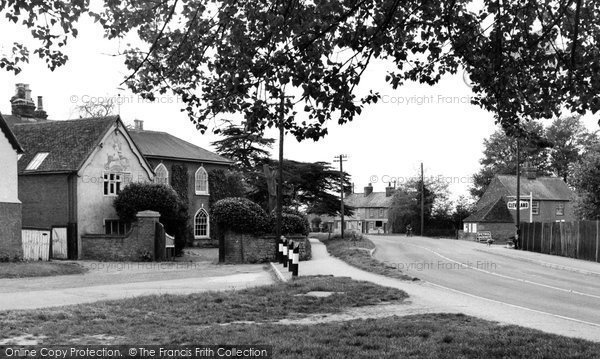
xmin=1 ymin=11 xmax=598 ymax=202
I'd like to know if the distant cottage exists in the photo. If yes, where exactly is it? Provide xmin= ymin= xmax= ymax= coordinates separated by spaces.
xmin=331 ymin=183 xmax=396 ymax=234
xmin=463 ymin=167 xmax=575 ymax=241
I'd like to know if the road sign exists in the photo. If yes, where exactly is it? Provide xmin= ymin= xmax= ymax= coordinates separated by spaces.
xmin=507 ymin=201 xmax=529 ymax=210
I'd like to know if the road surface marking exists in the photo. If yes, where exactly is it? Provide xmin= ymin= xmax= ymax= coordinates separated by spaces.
xmin=402 ymin=241 xmax=600 ymax=301
xmin=424 ymin=281 xmax=600 ymax=329
xmin=474 ymin=248 xmax=600 ymax=277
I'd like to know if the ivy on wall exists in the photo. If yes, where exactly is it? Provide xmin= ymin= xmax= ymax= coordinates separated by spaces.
xmin=171 ymin=165 xmax=189 ymax=203
xmin=208 ymin=169 xmax=246 ymax=243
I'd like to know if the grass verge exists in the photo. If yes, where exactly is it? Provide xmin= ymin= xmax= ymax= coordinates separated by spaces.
xmin=172 ymin=314 xmax=600 ymax=358
xmin=2 ymin=275 xmax=599 ymax=357
xmin=0 ymin=261 xmax=87 ymax=279
xmin=311 ymin=232 xmax=415 ymax=281
xmin=0 ymin=276 xmax=407 ymax=344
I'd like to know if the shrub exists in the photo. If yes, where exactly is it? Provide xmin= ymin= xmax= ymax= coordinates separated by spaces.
xmin=212 ymin=197 xmax=269 ymax=234
xmin=268 ymin=212 xmax=310 ymax=236
xmin=114 ymin=183 xmax=189 ymax=254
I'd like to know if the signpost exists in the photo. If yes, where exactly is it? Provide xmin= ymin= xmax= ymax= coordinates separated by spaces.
xmin=507 ymin=192 xmax=534 ymax=223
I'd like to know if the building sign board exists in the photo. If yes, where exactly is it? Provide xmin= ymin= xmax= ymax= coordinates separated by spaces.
xmin=507 ymin=201 xmax=530 ymax=210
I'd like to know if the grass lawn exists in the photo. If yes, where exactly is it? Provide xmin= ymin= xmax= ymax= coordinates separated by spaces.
xmin=311 ymin=233 xmax=415 ymax=281
xmin=0 ymin=276 xmax=407 ymax=344
xmin=1 ymin=276 xmax=599 ymax=357
xmin=0 ymin=261 xmax=87 ymax=279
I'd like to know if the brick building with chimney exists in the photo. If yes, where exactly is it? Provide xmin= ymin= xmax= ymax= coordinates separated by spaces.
xmin=129 ymin=120 xmax=231 ymax=246
xmin=5 ymin=84 xmax=231 ymax=255
xmin=463 ymin=165 xmax=576 ymax=241
xmin=330 ymin=183 xmax=396 ymax=234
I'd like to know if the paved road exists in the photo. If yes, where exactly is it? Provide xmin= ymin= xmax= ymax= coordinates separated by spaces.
xmin=371 ymin=235 xmax=600 ymax=331
xmin=0 ymin=261 xmax=274 ymax=311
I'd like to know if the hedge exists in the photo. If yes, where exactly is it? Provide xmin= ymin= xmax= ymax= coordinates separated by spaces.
xmin=212 ymin=197 xmax=269 ymax=234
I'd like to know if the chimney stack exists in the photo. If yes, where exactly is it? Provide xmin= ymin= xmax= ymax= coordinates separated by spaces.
xmin=134 ymin=119 xmax=144 ymax=131
xmin=364 ymin=183 xmax=373 ymax=197
xmin=385 ymin=182 xmax=395 ymax=197
xmin=522 ymin=161 xmax=537 ymax=180
xmin=34 ymin=96 xmax=48 ymax=119
xmin=10 ymin=83 xmax=36 ymax=118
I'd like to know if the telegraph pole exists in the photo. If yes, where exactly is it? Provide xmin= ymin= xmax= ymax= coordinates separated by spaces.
xmin=275 ymin=93 xmax=294 ymax=239
xmin=420 ymin=162 xmax=425 ymax=236
xmin=515 ymin=138 xmax=521 ymax=249
xmin=334 ymin=154 xmax=348 ymax=238
xmin=276 ymin=93 xmax=285 ymax=239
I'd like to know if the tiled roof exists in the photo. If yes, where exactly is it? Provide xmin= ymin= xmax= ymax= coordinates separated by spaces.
xmin=0 ymin=113 xmax=23 ymax=153
xmin=2 ymin=114 xmax=51 ymax=127
xmin=344 ymin=192 xmax=394 ymax=208
xmin=496 ymin=175 xmax=573 ymax=201
xmin=129 ymin=130 xmax=231 ymax=164
xmin=464 ymin=197 xmax=513 ymax=223
xmin=12 ymin=117 xmax=117 ymax=174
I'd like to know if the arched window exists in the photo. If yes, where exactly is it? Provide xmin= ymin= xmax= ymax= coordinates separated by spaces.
xmin=194 ymin=208 xmax=209 ymax=238
xmin=154 ymin=163 xmax=169 ymax=186
xmin=195 ymin=166 xmax=209 ymax=195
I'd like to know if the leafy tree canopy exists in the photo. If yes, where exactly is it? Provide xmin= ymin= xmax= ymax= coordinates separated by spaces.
xmin=570 ymin=146 xmax=600 ymax=220
xmin=211 ymin=124 xmax=275 ymax=172
xmin=471 ymin=116 xmax=598 ymax=199
xmin=86 ymin=0 xmax=600 ymax=139
xmin=5 ymin=1 xmax=600 ymax=139
xmin=248 ymin=158 xmax=353 ymax=216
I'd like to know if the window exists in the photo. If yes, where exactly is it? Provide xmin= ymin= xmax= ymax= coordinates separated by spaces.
xmin=369 ymin=221 xmax=374 ymax=230
xmin=194 ymin=208 xmax=209 ymax=238
xmin=103 ymin=173 xmax=123 ymax=196
xmin=369 ymin=208 xmax=375 ymax=218
xmin=25 ymin=152 xmax=49 ymax=170
xmin=556 ymin=203 xmax=565 ymax=216
xmin=375 ymin=220 xmax=383 ymax=227
xmin=104 ymin=220 xmax=131 ymax=235
xmin=532 ymin=201 xmax=540 ymax=215
xmin=379 ymin=209 xmax=384 ymax=218
xmin=195 ymin=167 xmax=209 ymax=195
xmin=154 ymin=163 xmax=169 ymax=186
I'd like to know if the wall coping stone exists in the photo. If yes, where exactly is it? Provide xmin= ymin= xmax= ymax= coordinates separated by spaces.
xmin=136 ymin=210 xmax=161 ymax=218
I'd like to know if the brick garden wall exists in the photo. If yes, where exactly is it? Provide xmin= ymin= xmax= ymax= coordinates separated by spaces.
xmin=0 ymin=202 xmax=22 ymax=260
xmin=222 ymin=232 xmax=311 ymax=264
xmin=81 ymin=211 xmax=165 ymax=261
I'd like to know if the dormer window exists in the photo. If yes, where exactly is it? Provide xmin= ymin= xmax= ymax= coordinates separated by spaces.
xmin=195 ymin=167 xmax=209 ymax=195
xmin=25 ymin=152 xmax=49 ymax=170
xmin=154 ymin=163 xmax=169 ymax=186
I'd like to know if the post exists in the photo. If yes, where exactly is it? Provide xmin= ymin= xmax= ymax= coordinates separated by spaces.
xmin=420 ymin=162 xmax=424 ymax=236
xmin=515 ymin=138 xmax=521 ymax=249
xmin=276 ymin=93 xmax=285 ymax=242
xmin=282 ymin=238 xmax=288 ymax=267
xmin=596 ymin=220 xmax=599 ymax=262
xmin=292 ymin=245 xmax=299 ymax=277
xmin=333 ymin=154 xmax=348 ymax=238
xmin=529 ymin=192 xmax=533 ymax=223
xmin=278 ymin=236 xmax=284 ymax=264
xmin=287 ymin=240 xmax=293 ymax=271
xmin=340 ymin=155 xmax=345 ymax=239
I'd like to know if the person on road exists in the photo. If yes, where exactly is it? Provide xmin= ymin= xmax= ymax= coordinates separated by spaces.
xmin=406 ymin=224 xmax=413 ymax=237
